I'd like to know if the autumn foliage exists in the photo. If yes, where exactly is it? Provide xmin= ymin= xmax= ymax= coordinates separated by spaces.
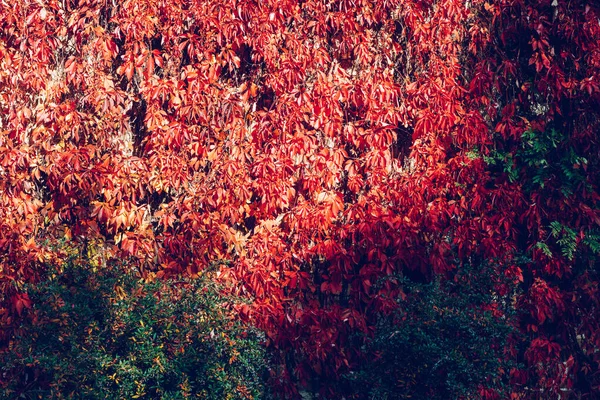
xmin=1 ymin=0 xmax=599 ymax=398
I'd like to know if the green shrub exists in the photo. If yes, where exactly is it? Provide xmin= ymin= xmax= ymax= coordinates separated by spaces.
xmin=0 ymin=262 xmax=268 ymax=399
xmin=342 ymin=265 xmax=517 ymax=399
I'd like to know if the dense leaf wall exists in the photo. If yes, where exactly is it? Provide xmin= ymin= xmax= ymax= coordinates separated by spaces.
xmin=1 ymin=0 xmax=599 ymax=397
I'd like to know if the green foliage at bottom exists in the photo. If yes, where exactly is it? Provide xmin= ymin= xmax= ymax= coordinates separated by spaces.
xmin=0 ymin=262 xmax=268 ymax=399
xmin=342 ymin=265 xmax=516 ymax=400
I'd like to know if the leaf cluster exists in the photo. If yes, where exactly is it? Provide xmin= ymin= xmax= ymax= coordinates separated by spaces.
xmin=341 ymin=265 xmax=517 ymax=400
xmin=0 ymin=262 xmax=268 ymax=400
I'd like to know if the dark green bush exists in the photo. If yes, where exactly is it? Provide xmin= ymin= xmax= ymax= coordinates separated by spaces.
xmin=342 ymin=264 xmax=517 ymax=400
xmin=0 ymin=262 xmax=268 ymax=399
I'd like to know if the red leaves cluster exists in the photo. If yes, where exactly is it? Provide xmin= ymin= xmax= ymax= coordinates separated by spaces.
xmin=1 ymin=0 xmax=599 ymax=397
